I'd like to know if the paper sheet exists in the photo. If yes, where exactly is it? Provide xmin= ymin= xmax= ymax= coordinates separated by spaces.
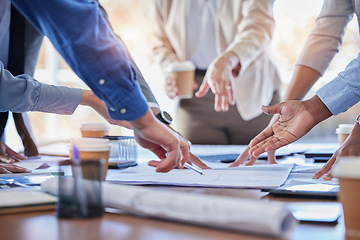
xmin=0 ymin=191 xmax=57 ymax=208
xmin=106 ymin=164 xmax=294 ymax=189
xmin=42 ymin=178 xmax=297 ymax=237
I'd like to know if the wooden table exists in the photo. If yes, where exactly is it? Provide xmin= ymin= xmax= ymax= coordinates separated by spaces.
xmin=0 ymin=187 xmax=345 ymax=240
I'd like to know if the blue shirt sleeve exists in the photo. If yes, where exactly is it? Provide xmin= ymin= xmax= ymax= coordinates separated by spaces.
xmin=316 ymin=53 xmax=360 ymax=115
xmin=11 ymin=0 xmax=149 ymax=121
xmin=0 ymin=62 xmax=82 ymax=114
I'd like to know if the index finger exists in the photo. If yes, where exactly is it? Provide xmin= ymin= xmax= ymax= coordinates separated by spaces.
xmin=189 ymin=153 xmax=210 ymax=169
xmin=229 ymin=146 xmax=251 ymax=167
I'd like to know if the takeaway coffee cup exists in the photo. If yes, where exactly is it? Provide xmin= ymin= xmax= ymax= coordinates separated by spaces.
xmin=333 ymin=157 xmax=360 ymax=240
xmin=165 ymin=61 xmax=196 ymax=99
xmin=70 ymin=138 xmax=110 ymax=181
xmin=80 ymin=122 xmax=110 ymax=138
xmin=336 ymin=124 xmax=354 ymax=145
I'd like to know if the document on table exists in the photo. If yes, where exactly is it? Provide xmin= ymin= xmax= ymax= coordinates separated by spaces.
xmin=42 ymin=178 xmax=298 ymax=238
xmin=0 ymin=191 xmax=57 ymax=214
xmin=106 ymin=164 xmax=294 ymax=189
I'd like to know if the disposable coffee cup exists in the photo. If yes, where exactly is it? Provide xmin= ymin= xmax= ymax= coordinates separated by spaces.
xmin=333 ymin=157 xmax=360 ymax=239
xmin=165 ymin=61 xmax=195 ymax=99
xmin=336 ymin=124 xmax=354 ymax=145
xmin=70 ymin=138 xmax=110 ymax=181
xmin=80 ymin=122 xmax=110 ymax=138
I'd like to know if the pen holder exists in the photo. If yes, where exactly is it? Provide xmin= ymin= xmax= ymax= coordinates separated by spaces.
xmin=56 ymin=160 xmax=104 ymax=218
xmin=104 ymin=136 xmax=138 ymax=168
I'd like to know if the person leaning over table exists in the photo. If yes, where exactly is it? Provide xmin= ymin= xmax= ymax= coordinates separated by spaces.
xmin=230 ymin=0 xmax=360 ymax=177
xmin=6 ymin=0 xmax=212 ymax=174
xmin=0 ymin=0 xmax=197 ymax=173
xmin=152 ymin=0 xmax=281 ymax=144
xmin=0 ymin=21 xmax=207 ymax=172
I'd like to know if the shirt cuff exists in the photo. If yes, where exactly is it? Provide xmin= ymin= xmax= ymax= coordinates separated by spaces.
xmin=34 ymin=84 xmax=82 ymax=115
xmin=316 ymin=76 xmax=359 ymax=115
xmin=106 ymin=81 xmax=149 ymax=121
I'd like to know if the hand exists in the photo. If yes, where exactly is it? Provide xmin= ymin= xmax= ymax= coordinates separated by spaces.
xmin=165 ymin=77 xmax=198 ymax=99
xmin=195 ymin=52 xmax=239 ymax=112
xmin=165 ymin=125 xmax=210 ymax=169
xmin=0 ymin=163 xmax=31 ymax=174
xmin=249 ymin=96 xmax=332 ymax=157
xmin=229 ymin=115 xmax=280 ymax=167
xmin=229 ymin=146 xmax=277 ymax=167
xmin=0 ymin=141 xmax=27 ymax=163
xmin=313 ymin=123 xmax=360 ymax=180
xmin=130 ymin=110 xmax=190 ymax=173
xmin=81 ymin=90 xmax=132 ymax=129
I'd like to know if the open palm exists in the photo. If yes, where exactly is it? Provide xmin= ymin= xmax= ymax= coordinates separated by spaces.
xmin=249 ymin=100 xmax=317 ymax=157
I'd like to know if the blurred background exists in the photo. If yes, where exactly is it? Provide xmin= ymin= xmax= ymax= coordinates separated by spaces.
xmin=6 ymin=0 xmax=360 ymax=151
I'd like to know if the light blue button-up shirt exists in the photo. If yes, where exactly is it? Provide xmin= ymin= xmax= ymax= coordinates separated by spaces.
xmin=317 ymin=53 xmax=360 ymax=115
xmin=0 ymin=0 xmax=83 ymax=115
xmin=11 ymin=0 xmax=149 ymax=121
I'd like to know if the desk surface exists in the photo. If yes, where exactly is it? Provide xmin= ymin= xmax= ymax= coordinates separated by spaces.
xmin=0 ymin=187 xmax=345 ymax=240
xmin=9 ymin=143 xmax=345 ymax=239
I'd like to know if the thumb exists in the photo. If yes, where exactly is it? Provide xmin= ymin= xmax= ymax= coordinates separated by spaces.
xmin=261 ymin=103 xmax=283 ymax=115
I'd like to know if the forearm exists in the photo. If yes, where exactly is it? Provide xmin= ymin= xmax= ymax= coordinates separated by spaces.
xmin=227 ymin=0 xmax=275 ymax=71
xmin=0 ymin=63 xmax=81 ymax=114
xmin=282 ymin=65 xmax=321 ymax=101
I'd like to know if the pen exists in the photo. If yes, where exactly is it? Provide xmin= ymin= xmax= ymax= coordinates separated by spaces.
xmin=183 ymin=162 xmax=205 ymax=176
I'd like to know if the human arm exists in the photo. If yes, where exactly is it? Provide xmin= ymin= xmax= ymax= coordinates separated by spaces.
xmin=196 ymin=0 xmax=275 ymax=111
xmin=231 ymin=0 xmax=353 ymax=166
xmin=152 ymin=0 xmax=180 ymax=70
xmin=12 ymin=0 xmax=149 ymax=122
xmin=0 ymin=61 xmax=82 ymax=114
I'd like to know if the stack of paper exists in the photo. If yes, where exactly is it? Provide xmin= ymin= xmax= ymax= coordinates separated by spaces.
xmin=42 ymin=178 xmax=297 ymax=237
xmin=106 ymin=164 xmax=294 ymax=189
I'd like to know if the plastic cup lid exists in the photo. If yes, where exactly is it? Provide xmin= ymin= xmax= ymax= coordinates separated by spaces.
xmin=80 ymin=122 xmax=110 ymax=131
xmin=165 ymin=61 xmax=196 ymax=72
xmin=70 ymin=138 xmax=110 ymax=151
xmin=335 ymin=124 xmax=354 ymax=134
xmin=333 ymin=157 xmax=360 ymax=179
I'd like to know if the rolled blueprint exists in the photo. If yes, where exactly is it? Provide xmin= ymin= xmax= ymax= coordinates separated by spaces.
xmin=42 ymin=178 xmax=297 ymax=237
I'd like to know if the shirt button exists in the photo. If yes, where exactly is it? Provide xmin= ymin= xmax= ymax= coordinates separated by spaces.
xmin=64 ymin=112 xmax=71 ymax=115
xmin=110 ymin=107 xmax=116 ymax=112
xmin=120 ymin=108 xmax=127 ymax=114
xmin=99 ymin=79 xmax=105 ymax=85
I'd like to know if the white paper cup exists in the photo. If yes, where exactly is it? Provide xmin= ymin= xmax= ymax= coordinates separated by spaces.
xmin=80 ymin=122 xmax=110 ymax=138
xmin=70 ymin=138 xmax=111 ymax=181
xmin=333 ymin=157 xmax=360 ymax=239
xmin=335 ymin=124 xmax=354 ymax=145
xmin=165 ymin=61 xmax=196 ymax=99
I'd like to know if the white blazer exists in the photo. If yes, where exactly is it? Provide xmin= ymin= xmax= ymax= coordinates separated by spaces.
xmin=152 ymin=0 xmax=281 ymax=120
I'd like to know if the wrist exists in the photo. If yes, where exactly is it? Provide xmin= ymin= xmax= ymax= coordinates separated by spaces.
xmin=221 ymin=51 xmax=240 ymax=68
xmin=303 ymin=95 xmax=332 ymax=125
xmin=80 ymin=90 xmax=92 ymax=106
xmin=130 ymin=110 xmax=157 ymax=130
